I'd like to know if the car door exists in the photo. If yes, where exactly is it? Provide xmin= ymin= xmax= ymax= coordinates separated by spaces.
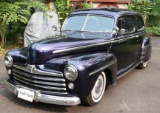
xmin=111 ymin=15 xmax=141 ymax=76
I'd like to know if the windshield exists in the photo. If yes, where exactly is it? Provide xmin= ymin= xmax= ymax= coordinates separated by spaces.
xmin=62 ymin=14 xmax=114 ymax=33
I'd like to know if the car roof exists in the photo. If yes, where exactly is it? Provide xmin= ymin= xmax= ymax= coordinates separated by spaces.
xmin=70 ymin=8 xmax=142 ymax=19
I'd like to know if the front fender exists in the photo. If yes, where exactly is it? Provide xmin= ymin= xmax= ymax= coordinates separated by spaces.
xmin=45 ymin=52 xmax=117 ymax=98
xmin=5 ymin=47 xmax=28 ymax=65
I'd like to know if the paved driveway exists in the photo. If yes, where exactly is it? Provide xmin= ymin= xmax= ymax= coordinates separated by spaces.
xmin=0 ymin=37 xmax=160 ymax=113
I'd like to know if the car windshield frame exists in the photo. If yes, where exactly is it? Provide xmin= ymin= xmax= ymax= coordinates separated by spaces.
xmin=61 ymin=14 xmax=115 ymax=33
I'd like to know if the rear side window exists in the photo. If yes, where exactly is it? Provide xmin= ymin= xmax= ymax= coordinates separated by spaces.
xmin=135 ymin=16 xmax=144 ymax=31
xmin=117 ymin=16 xmax=135 ymax=34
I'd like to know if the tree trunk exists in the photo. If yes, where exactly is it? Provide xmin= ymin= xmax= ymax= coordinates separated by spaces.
xmin=1 ymin=34 xmax=5 ymax=48
xmin=0 ymin=25 xmax=6 ymax=48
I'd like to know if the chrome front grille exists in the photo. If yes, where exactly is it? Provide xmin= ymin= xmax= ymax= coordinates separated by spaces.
xmin=12 ymin=65 xmax=67 ymax=94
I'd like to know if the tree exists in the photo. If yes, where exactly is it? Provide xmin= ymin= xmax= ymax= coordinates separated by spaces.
xmin=54 ymin=0 xmax=93 ymax=24
xmin=147 ymin=0 xmax=160 ymax=27
xmin=0 ymin=0 xmax=48 ymax=48
xmin=54 ymin=0 xmax=72 ymax=24
xmin=128 ymin=0 xmax=153 ymax=25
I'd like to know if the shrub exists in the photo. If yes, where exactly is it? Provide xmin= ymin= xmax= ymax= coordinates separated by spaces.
xmin=128 ymin=0 xmax=153 ymax=24
xmin=146 ymin=27 xmax=160 ymax=36
xmin=147 ymin=0 xmax=160 ymax=27
xmin=55 ymin=0 xmax=93 ymax=24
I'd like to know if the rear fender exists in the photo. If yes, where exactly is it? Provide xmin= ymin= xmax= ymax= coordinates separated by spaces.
xmin=140 ymin=37 xmax=152 ymax=62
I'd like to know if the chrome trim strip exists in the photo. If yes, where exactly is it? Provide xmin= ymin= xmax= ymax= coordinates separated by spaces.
xmin=89 ymin=59 xmax=117 ymax=76
xmin=13 ymin=69 xmax=65 ymax=82
xmin=14 ymin=81 xmax=67 ymax=94
xmin=53 ymin=41 xmax=111 ymax=54
xmin=14 ymin=77 xmax=66 ymax=90
xmin=13 ymin=65 xmax=63 ymax=77
xmin=117 ymin=62 xmax=140 ymax=79
xmin=53 ymin=32 xmax=145 ymax=54
xmin=1 ymin=79 xmax=80 ymax=106
xmin=13 ymin=73 xmax=66 ymax=87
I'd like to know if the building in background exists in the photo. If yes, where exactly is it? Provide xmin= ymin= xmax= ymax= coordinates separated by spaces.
xmin=71 ymin=0 xmax=132 ymax=9
xmin=39 ymin=0 xmax=132 ymax=9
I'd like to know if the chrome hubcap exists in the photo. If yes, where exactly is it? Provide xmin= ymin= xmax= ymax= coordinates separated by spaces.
xmin=142 ymin=61 xmax=147 ymax=67
xmin=91 ymin=72 xmax=106 ymax=103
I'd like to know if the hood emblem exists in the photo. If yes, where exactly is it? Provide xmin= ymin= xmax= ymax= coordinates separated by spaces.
xmin=27 ymin=64 xmax=35 ymax=73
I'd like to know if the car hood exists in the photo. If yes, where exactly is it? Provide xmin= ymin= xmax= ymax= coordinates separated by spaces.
xmin=26 ymin=32 xmax=112 ymax=65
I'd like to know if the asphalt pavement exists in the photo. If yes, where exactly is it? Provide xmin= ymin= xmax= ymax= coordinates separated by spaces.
xmin=0 ymin=36 xmax=160 ymax=113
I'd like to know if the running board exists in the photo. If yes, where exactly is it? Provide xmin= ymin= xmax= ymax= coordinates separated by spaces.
xmin=117 ymin=62 xmax=140 ymax=80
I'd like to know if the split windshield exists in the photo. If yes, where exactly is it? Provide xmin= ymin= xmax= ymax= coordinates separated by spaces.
xmin=62 ymin=14 xmax=114 ymax=33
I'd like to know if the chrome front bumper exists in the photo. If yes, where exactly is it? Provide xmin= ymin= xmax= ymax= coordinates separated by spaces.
xmin=1 ymin=78 xmax=81 ymax=106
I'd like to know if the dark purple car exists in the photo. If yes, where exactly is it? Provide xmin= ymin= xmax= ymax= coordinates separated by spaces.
xmin=2 ymin=8 xmax=152 ymax=106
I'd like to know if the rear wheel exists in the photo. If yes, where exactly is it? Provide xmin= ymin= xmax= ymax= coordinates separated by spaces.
xmin=137 ymin=61 xmax=148 ymax=69
xmin=82 ymin=72 xmax=107 ymax=106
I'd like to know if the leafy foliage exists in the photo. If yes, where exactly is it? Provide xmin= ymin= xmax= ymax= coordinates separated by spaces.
xmin=54 ymin=0 xmax=93 ymax=24
xmin=147 ymin=0 xmax=160 ymax=27
xmin=54 ymin=0 xmax=72 ymax=24
xmin=146 ymin=27 xmax=160 ymax=36
xmin=147 ymin=15 xmax=160 ymax=27
xmin=81 ymin=0 xmax=93 ymax=9
xmin=149 ymin=0 xmax=160 ymax=16
xmin=128 ymin=0 xmax=160 ymax=36
xmin=128 ymin=0 xmax=153 ymax=24
xmin=0 ymin=0 xmax=48 ymax=48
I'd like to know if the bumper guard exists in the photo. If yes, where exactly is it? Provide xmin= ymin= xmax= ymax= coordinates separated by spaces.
xmin=1 ymin=78 xmax=81 ymax=106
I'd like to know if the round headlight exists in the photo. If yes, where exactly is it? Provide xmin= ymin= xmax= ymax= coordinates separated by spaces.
xmin=5 ymin=55 xmax=13 ymax=67
xmin=64 ymin=65 xmax=78 ymax=81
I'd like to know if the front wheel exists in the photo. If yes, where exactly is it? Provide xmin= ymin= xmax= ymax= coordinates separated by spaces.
xmin=82 ymin=72 xmax=107 ymax=106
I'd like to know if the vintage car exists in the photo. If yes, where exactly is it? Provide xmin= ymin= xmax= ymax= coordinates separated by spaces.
xmin=2 ymin=8 xmax=152 ymax=106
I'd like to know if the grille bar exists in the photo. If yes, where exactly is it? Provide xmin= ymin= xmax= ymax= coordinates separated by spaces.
xmin=13 ymin=72 xmax=66 ymax=87
xmin=14 ymin=76 xmax=66 ymax=91
xmin=12 ymin=65 xmax=67 ymax=94
xmin=13 ymin=68 xmax=65 ymax=82
xmin=13 ymin=65 xmax=63 ymax=77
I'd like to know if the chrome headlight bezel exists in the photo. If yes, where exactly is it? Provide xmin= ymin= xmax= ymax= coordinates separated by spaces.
xmin=64 ymin=65 xmax=78 ymax=81
xmin=4 ymin=55 xmax=13 ymax=67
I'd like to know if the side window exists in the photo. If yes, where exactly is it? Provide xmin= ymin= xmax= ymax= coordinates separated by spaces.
xmin=135 ymin=16 xmax=144 ymax=31
xmin=117 ymin=16 xmax=135 ymax=34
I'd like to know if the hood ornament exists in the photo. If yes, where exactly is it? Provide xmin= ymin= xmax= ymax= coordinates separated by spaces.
xmin=27 ymin=64 xmax=35 ymax=73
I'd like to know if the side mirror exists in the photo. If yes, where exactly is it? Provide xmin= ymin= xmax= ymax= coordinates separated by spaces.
xmin=113 ymin=26 xmax=119 ymax=32
xmin=112 ymin=26 xmax=119 ymax=36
